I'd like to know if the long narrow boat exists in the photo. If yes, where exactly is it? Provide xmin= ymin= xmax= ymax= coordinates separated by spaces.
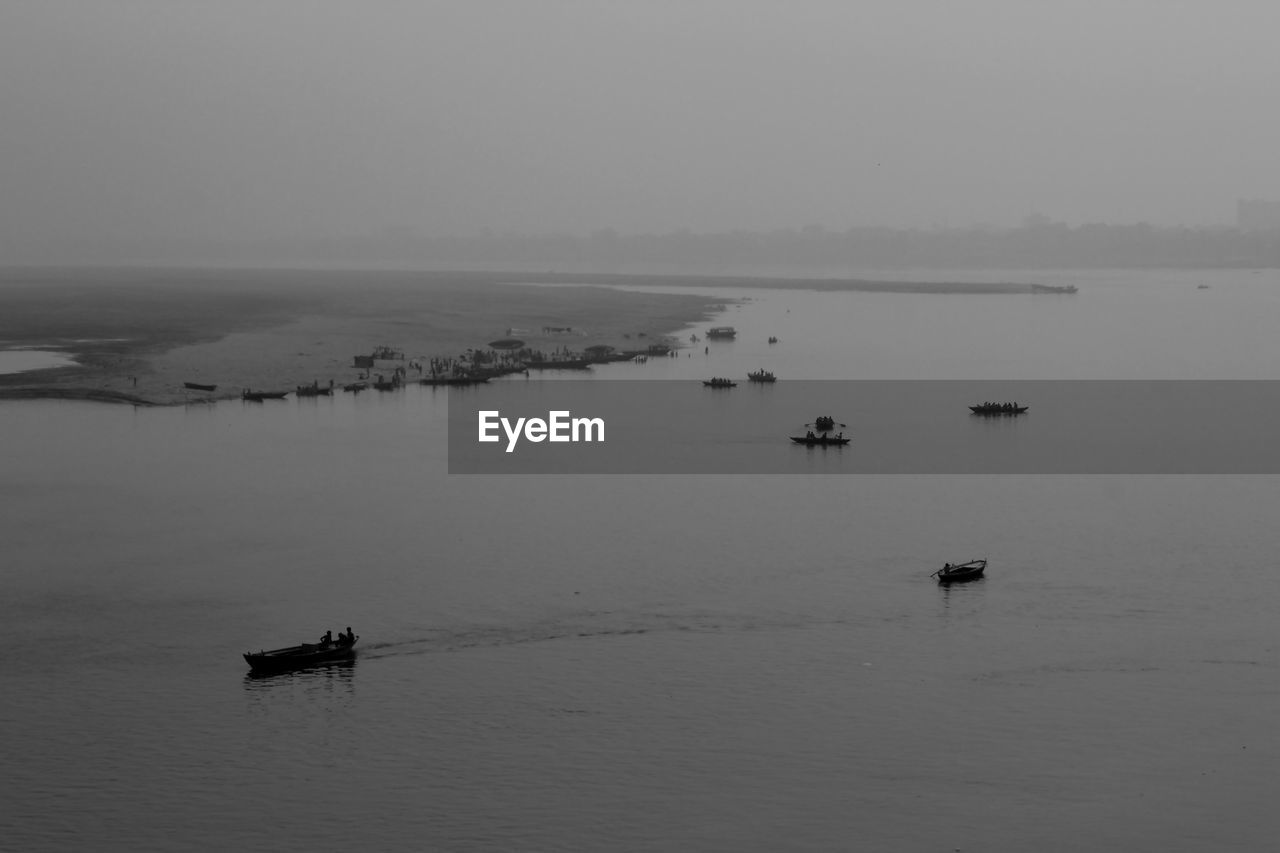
xmin=969 ymin=404 xmax=1028 ymax=415
xmin=242 ymin=390 xmax=289 ymax=401
xmin=703 ymin=378 xmax=737 ymax=388
xmin=748 ymin=370 xmax=776 ymax=383
xmin=183 ymin=382 xmax=217 ymax=392
xmin=933 ymin=559 xmax=987 ymax=584
xmin=244 ymin=636 xmax=359 ymax=673
xmin=789 ymin=434 xmax=850 ymax=446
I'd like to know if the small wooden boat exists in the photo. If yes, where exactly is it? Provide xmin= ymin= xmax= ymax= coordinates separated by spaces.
xmin=748 ymin=369 xmax=776 ymax=383
xmin=244 ymin=635 xmax=358 ymax=673
xmin=969 ymin=404 xmax=1028 ymax=415
xmin=183 ymin=382 xmax=217 ymax=392
xmin=703 ymin=378 xmax=737 ymax=388
xmin=706 ymin=326 xmax=737 ymax=339
xmin=768 ymin=336 xmax=778 ymax=344
xmin=933 ymin=559 xmax=987 ymax=584
xmin=342 ymin=382 xmax=368 ymax=393
xmin=789 ymin=434 xmax=850 ymax=446
xmin=295 ymin=383 xmax=333 ymax=397
xmin=242 ymin=389 xmax=289 ymax=401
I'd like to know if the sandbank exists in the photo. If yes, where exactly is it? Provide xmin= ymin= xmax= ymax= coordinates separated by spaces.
xmin=0 ymin=268 xmax=722 ymax=406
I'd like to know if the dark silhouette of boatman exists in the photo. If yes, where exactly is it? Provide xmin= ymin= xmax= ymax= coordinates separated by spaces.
xmin=321 ymin=630 xmax=333 ymax=647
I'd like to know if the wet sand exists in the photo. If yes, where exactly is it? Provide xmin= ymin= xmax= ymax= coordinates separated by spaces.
xmin=0 ymin=268 xmax=723 ymax=405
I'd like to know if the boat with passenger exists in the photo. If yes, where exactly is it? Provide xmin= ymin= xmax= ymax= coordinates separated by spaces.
xmin=706 ymin=326 xmax=737 ymax=339
xmin=703 ymin=377 xmax=737 ymax=388
xmin=969 ymin=402 xmax=1027 ymax=415
xmin=812 ymin=415 xmax=838 ymax=431
xmin=244 ymin=630 xmax=359 ymax=673
xmin=748 ymin=369 xmax=776 ymax=383
xmin=932 ymin=559 xmax=987 ymax=584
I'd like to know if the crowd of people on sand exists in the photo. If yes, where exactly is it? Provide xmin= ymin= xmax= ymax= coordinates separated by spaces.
xmin=318 ymin=627 xmax=356 ymax=648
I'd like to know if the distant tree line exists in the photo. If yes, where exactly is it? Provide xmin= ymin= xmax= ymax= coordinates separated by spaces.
xmin=407 ymin=223 xmax=1280 ymax=271
xmin=14 ymin=221 xmax=1280 ymax=270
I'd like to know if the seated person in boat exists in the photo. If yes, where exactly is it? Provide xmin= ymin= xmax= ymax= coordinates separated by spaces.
xmin=320 ymin=629 xmax=333 ymax=648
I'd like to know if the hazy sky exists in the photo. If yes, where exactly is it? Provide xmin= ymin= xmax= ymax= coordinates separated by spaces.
xmin=3 ymin=0 xmax=1279 ymax=255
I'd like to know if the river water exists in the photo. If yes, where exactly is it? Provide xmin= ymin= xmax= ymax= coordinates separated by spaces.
xmin=3 ymin=268 xmax=1279 ymax=851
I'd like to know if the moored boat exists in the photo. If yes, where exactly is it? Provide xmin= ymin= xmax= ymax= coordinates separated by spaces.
xmin=933 ymin=559 xmax=987 ymax=584
xmin=183 ymin=382 xmax=217 ymax=392
xmin=244 ymin=634 xmax=359 ymax=673
xmin=242 ymin=389 xmax=289 ymax=401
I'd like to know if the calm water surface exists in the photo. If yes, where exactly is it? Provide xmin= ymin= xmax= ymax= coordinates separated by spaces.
xmin=3 ymin=269 xmax=1280 ymax=851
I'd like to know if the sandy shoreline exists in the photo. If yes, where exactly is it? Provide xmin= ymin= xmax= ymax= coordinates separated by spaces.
xmin=0 ymin=267 xmax=1061 ymax=406
xmin=0 ymin=268 xmax=725 ymax=406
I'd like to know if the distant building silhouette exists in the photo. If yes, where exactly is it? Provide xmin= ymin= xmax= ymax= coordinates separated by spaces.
xmin=1237 ymin=199 xmax=1280 ymax=232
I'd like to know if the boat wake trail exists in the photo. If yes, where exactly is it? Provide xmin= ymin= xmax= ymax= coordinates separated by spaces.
xmin=358 ymin=608 xmax=841 ymax=661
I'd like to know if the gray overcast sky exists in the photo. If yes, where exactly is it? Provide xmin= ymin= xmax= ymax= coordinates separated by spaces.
xmin=2 ymin=0 xmax=1278 ymax=253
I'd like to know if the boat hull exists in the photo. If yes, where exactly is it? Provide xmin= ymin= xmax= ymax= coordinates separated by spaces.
xmin=935 ymin=560 xmax=987 ymax=584
xmin=969 ymin=406 xmax=1027 ymax=415
xmin=789 ymin=436 xmax=850 ymax=446
xmin=244 ymin=638 xmax=358 ymax=673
